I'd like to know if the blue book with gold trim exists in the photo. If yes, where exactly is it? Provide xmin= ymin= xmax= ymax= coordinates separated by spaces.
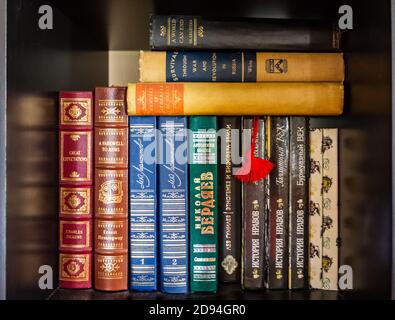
xmin=158 ymin=117 xmax=189 ymax=293
xmin=129 ymin=116 xmax=157 ymax=291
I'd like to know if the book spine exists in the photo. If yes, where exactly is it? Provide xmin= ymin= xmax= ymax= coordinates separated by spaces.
xmin=149 ymin=15 xmax=341 ymax=51
xmin=58 ymin=91 xmax=93 ymax=289
xmin=94 ymin=87 xmax=129 ymax=291
xmin=139 ymin=51 xmax=344 ymax=83
xmin=158 ymin=116 xmax=189 ymax=293
xmin=267 ymin=117 xmax=290 ymax=289
xmin=242 ymin=117 xmax=266 ymax=290
xmin=218 ymin=117 xmax=241 ymax=283
xmin=127 ymin=83 xmax=344 ymax=116
xmin=321 ymin=129 xmax=339 ymax=291
xmin=289 ymin=117 xmax=309 ymax=289
xmin=129 ymin=116 xmax=158 ymax=291
xmin=309 ymin=128 xmax=323 ymax=289
xmin=189 ymin=116 xmax=218 ymax=292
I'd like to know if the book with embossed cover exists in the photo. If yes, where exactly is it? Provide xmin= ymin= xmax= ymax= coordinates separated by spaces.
xmin=158 ymin=117 xmax=189 ymax=293
xmin=267 ymin=117 xmax=290 ymax=289
xmin=289 ymin=117 xmax=309 ymax=289
xmin=139 ymin=51 xmax=344 ymax=82
xmin=129 ymin=116 xmax=158 ymax=291
xmin=189 ymin=116 xmax=218 ymax=292
xmin=94 ymin=87 xmax=128 ymax=291
xmin=127 ymin=83 xmax=344 ymax=116
xmin=149 ymin=15 xmax=341 ymax=51
xmin=59 ymin=91 xmax=93 ymax=289
xmin=321 ymin=129 xmax=339 ymax=291
xmin=241 ymin=117 xmax=267 ymax=290
xmin=218 ymin=117 xmax=241 ymax=283
xmin=309 ymin=128 xmax=323 ymax=289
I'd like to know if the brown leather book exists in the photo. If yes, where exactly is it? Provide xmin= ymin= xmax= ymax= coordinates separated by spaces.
xmin=242 ymin=117 xmax=267 ymax=290
xmin=94 ymin=87 xmax=128 ymax=291
xmin=59 ymin=91 xmax=93 ymax=289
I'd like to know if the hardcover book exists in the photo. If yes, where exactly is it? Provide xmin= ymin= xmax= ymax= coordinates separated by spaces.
xmin=158 ymin=116 xmax=189 ymax=293
xmin=242 ymin=117 xmax=266 ymax=290
xmin=149 ymin=15 xmax=341 ymax=51
xmin=189 ymin=116 xmax=218 ymax=292
xmin=94 ymin=87 xmax=129 ymax=291
xmin=289 ymin=117 xmax=309 ymax=289
xmin=58 ymin=91 xmax=93 ymax=289
xmin=267 ymin=117 xmax=290 ymax=289
xmin=218 ymin=117 xmax=241 ymax=283
xmin=321 ymin=129 xmax=339 ymax=291
xmin=139 ymin=51 xmax=344 ymax=82
xmin=127 ymin=83 xmax=344 ymax=116
xmin=309 ymin=128 xmax=324 ymax=289
xmin=129 ymin=116 xmax=158 ymax=291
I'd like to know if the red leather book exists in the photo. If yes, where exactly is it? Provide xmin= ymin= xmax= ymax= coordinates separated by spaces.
xmin=59 ymin=91 xmax=93 ymax=289
xmin=94 ymin=87 xmax=129 ymax=291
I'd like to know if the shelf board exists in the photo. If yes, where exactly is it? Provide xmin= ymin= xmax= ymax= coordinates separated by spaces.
xmin=49 ymin=284 xmax=347 ymax=300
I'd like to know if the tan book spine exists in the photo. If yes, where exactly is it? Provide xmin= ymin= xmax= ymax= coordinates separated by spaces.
xmin=322 ymin=129 xmax=339 ymax=291
xmin=139 ymin=51 xmax=344 ymax=82
xmin=127 ymin=83 xmax=344 ymax=116
xmin=309 ymin=129 xmax=323 ymax=289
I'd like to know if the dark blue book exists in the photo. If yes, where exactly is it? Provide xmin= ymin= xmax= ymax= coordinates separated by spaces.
xmin=129 ymin=116 xmax=157 ymax=291
xmin=158 ymin=117 xmax=189 ymax=293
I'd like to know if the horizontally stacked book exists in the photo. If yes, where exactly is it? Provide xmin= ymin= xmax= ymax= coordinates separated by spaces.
xmin=58 ymin=15 xmax=343 ymax=293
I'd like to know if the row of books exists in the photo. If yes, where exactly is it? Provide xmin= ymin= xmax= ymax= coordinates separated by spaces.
xmin=58 ymin=90 xmax=339 ymax=292
xmin=58 ymin=14 xmax=343 ymax=293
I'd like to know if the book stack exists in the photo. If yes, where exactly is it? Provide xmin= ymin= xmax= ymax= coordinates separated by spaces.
xmin=58 ymin=14 xmax=343 ymax=293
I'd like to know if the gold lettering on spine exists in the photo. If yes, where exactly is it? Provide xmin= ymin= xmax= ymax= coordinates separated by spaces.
xmin=241 ymin=52 xmax=245 ymax=82
xmin=60 ymin=221 xmax=90 ymax=249
xmin=188 ymin=19 xmax=193 ymax=45
xmin=167 ymin=17 xmax=171 ymax=45
xmin=97 ymin=221 xmax=125 ymax=250
xmin=60 ymin=131 xmax=91 ymax=182
xmin=193 ymin=18 xmax=197 ymax=46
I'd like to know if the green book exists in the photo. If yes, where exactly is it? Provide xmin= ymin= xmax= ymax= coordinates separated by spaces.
xmin=189 ymin=116 xmax=218 ymax=292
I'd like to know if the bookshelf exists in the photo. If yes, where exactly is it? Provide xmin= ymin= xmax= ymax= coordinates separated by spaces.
xmin=0 ymin=0 xmax=393 ymax=299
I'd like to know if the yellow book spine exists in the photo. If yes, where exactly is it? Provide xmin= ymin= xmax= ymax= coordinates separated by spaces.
xmin=127 ymin=82 xmax=344 ymax=116
xmin=139 ymin=51 xmax=344 ymax=82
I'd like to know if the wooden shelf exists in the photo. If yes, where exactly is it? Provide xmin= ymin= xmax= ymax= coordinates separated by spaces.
xmin=49 ymin=285 xmax=347 ymax=300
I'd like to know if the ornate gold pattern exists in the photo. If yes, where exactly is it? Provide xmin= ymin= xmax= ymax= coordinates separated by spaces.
xmin=97 ymin=100 xmax=126 ymax=123
xmin=60 ymin=254 xmax=90 ymax=281
xmin=221 ymin=255 xmax=238 ymax=275
xmin=61 ymin=188 xmax=90 ymax=215
xmin=69 ymin=134 xmax=81 ymax=141
xmin=70 ymin=171 xmax=80 ymax=178
xmin=60 ymin=98 xmax=92 ymax=126
xmin=96 ymin=255 xmax=124 ymax=280
xmin=98 ymin=180 xmax=123 ymax=204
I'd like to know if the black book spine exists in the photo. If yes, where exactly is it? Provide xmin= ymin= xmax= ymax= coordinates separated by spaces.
xmin=242 ymin=117 xmax=266 ymax=290
xmin=150 ymin=15 xmax=341 ymax=51
xmin=218 ymin=117 xmax=242 ymax=283
xmin=267 ymin=117 xmax=290 ymax=289
xmin=289 ymin=117 xmax=309 ymax=289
